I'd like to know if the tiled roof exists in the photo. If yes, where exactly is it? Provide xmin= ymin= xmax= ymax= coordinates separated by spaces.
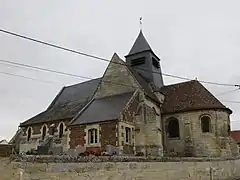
xmin=160 ymin=80 xmax=231 ymax=114
xmin=71 ymin=92 xmax=134 ymax=125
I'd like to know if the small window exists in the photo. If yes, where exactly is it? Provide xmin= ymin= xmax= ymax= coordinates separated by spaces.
xmin=167 ymin=117 xmax=180 ymax=138
xmin=59 ymin=123 xmax=64 ymax=138
xmin=125 ymin=127 xmax=131 ymax=143
xmin=27 ymin=127 xmax=32 ymax=141
xmin=42 ymin=125 xmax=47 ymax=140
xmin=201 ymin=115 xmax=211 ymax=133
xmin=131 ymin=57 xmax=145 ymax=66
xmin=152 ymin=57 xmax=160 ymax=68
xmin=88 ymin=128 xmax=98 ymax=144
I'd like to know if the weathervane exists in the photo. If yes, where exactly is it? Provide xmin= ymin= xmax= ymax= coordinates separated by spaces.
xmin=140 ymin=17 xmax=142 ymax=31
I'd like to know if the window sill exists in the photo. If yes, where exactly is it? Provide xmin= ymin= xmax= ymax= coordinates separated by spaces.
xmin=202 ymin=132 xmax=213 ymax=136
xmin=86 ymin=143 xmax=100 ymax=147
xmin=167 ymin=137 xmax=180 ymax=140
xmin=124 ymin=142 xmax=132 ymax=146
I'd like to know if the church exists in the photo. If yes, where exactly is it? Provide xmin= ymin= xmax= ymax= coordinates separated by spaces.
xmin=18 ymin=30 xmax=239 ymax=157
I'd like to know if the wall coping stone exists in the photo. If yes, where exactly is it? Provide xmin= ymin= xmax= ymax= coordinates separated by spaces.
xmin=10 ymin=154 xmax=240 ymax=163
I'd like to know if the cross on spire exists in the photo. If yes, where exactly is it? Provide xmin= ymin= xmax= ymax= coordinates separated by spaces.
xmin=140 ymin=17 xmax=142 ymax=31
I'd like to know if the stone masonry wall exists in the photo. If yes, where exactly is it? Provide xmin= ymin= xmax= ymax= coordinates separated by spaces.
xmin=163 ymin=109 xmax=238 ymax=157
xmin=94 ymin=53 xmax=139 ymax=99
xmin=20 ymin=120 xmax=70 ymax=153
xmin=134 ymin=92 xmax=163 ymax=156
xmin=2 ymin=157 xmax=240 ymax=180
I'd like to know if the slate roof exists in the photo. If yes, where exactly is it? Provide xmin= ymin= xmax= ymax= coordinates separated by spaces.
xmin=127 ymin=30 xmax=153 ymax=56
xmin=160 ymin=80 xmax=231 ymax=114
xmin=20 ymin=78 xmax=101 ymax=126
xmin=128 ymin=66 xmax=159 ymax=103
xmin=71 ymin=92 xmax=134 ymax=125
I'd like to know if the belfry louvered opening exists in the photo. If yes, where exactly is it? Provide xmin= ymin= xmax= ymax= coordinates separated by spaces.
xmin=131 ymin=57 xmax=145 ymax=66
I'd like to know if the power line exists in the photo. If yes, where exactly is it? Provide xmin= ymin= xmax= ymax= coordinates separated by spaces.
xmin=0 ymin=59 xmax=136 ymax=89
xmin=216 ymin=88 xmax=240 ymax=96
xmin=0 ymin=59 xmax=91 ymax=80
xmin=220 ymin=100 xmax=240 ymax=104
xmin=1 ymin=28 xmax=240 ymax=88
xmin=0 ymin=60 xmax=240 ymax=104
xmin=0 ymin=71 xmax=63 ymax=86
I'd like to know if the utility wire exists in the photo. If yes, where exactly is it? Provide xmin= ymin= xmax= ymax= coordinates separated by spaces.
xmin=0 ymin=59 xmax=91 ymax=80
xmin=220 ymin=100 xmax=240 ymax=104
xmin=0 ymin=60 xmax=240 ymax=104
xmin=0 ymin=71 xmax=63 ymax=86
xmin=1 ymin=28 xmax=240 ymax=88
xmin=0 ymin=59 xmax=240 ymax=104
xmin=216 ymin=88 xmax=240 ymax=96
xmin=0 ymin=59 xmax=135 ymax=89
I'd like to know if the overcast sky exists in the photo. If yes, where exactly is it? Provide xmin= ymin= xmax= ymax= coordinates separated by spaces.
xmin=0 ymin=0 xmax=240 ymax=140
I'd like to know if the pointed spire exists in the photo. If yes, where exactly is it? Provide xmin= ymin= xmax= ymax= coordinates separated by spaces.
xmin=127 ymin=30 xmax=152 ymax=56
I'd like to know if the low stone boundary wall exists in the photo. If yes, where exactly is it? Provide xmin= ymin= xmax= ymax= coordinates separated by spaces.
xmin=0 ymin=144 xmax=12 ymax=157
xmin=12 ymin=154 xmax=240 ymax=163
xmin=8 ymin=159 xmax=240 ymax=180
xmin=3 ymin=155 xmax=240 ymax=179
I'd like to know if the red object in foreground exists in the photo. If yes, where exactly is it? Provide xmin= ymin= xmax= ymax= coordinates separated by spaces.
xmin=231 ymin=130 xmax=240 ymax=144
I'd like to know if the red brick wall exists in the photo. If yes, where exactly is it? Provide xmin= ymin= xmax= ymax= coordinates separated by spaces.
xmin=100 ymin=121 xmax=117 ymax=151
xmin=69 ymin=121 xmax=118 ymax=151
xmin=69 ymin=125 xmax=86 ymax=148
xmin=86 ymin=147 xmax=101 ymax=153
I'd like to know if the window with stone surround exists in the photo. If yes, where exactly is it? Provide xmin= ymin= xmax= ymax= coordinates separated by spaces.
xmin=42 ymin=125 xmax=47 ymax=140
xmin=167 ymin=117 xmax=180 ymax=138
xmin=88 ymin=128 xmax=98 ymax=144
xmin=125 ymin=127 xmax=131 ymax=143
xmin=59 ymin=123 xmax=64 ymax=138
xmin=27 ymin=127 xmax=32 ymax=141
xmin=201 ymin=115 xmax=211 ymax=133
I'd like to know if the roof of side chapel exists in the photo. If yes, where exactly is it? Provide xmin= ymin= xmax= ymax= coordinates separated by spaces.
xmin=70 ymin=92 xmax=135 ymax=126
xmin=160 ymin=80 xmax=231 ymax=114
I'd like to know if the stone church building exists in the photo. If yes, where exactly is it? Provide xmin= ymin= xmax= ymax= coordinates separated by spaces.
xmin=18 ymin=30 xmax=238 ymax=157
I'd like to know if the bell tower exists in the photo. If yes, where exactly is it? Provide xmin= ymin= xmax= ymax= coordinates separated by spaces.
xmin=125 ymin=30 xmax=164 ymax=89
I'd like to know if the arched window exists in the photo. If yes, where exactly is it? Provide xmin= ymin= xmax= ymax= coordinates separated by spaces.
xmin=59 ymin=123 xmax=64 ymax=138
xmin=27 ymin=127 xmax=32 ymax=141
xmin=201 ymin=115 xmax=211 ymax=133
xmin=42 ymin=125 xmax=47 ymax=140
xmin=167 ymin=117 xmax=180 ymax=138
xmin=88 ymin=128 xmax=98 ymax=144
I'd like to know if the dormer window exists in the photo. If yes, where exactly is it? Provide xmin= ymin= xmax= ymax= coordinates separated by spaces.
xmin=152 ymin=57 xmax=160 ymax=68
xmin=131 ymin=57 xmax=145 ymax=66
